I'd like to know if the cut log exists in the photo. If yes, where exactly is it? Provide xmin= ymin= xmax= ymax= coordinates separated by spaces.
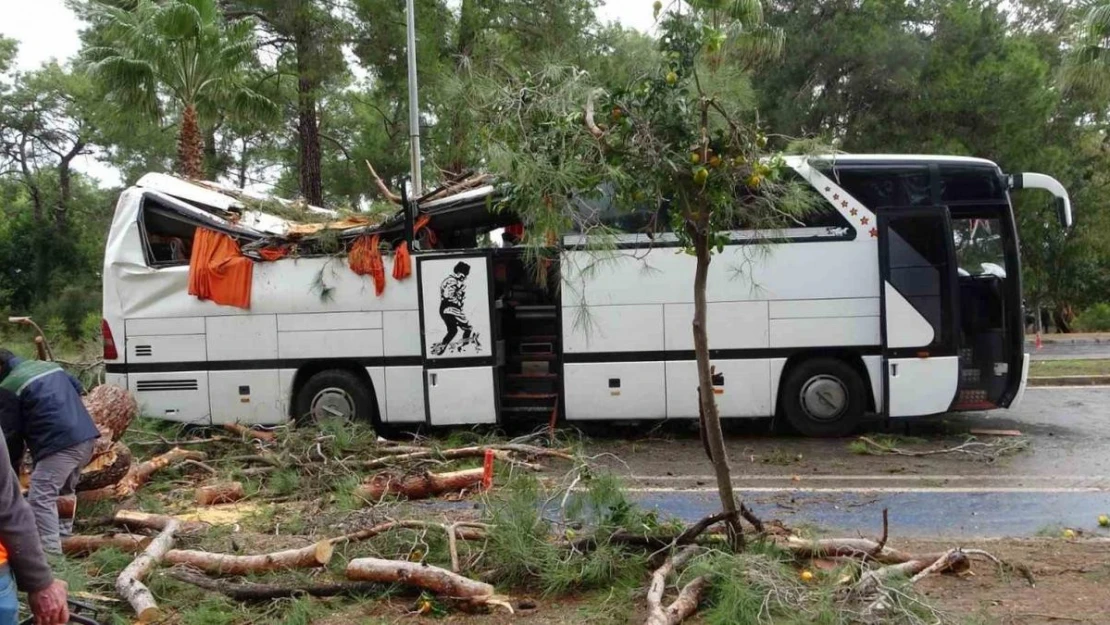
xmin=79 ymin=447 xmax=207 ymax=502
xmin=645 ymin=545 xmax=705 ymax=625
xmin=113 ymin=510 xmax=208 ymax=535
xmin=196 ymin=482 xmax=245 ymax=506
xmin=117 ymin=519 xmax=179 ymax=623
xmin=222 ymin=423 xmax=276 ymax=443
xmin=83 ymin=384 xmax=138 ymax=442
xmin=78 ymin=441 xmax=133 ymax=492
xmin=356 ymin=468 xmax=485 ymax=502
xmin=63 ymin=533 xmax=151 ymax=556
xmin=164 ymin=540 xmax=334 ymax=576
xmin=167 ymin=567 xmax=381 ymax=601
xmin=57 ymin=495 xmax=76 ymax=521
xmin=346 ymin=557 xmax=509 ymax=611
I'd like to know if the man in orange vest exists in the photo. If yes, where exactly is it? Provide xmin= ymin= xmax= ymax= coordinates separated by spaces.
xmin=0 ymin=424 xmax=69 ymax=625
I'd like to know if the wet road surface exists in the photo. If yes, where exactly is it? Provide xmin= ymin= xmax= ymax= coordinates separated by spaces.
xmin=585 ymin=386 xmax=1110 ymax=536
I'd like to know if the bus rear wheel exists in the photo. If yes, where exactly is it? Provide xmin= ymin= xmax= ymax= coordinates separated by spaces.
xmin=781 ymin=358 xmax=865 ymax=438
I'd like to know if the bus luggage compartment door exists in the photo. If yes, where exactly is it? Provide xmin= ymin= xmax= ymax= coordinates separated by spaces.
xmin=417 ymin=253 xmax=500 ymax=426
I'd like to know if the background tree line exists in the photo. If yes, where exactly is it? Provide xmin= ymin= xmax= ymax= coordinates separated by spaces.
xmin=2 ymin=0 xmax=1109 ymax=348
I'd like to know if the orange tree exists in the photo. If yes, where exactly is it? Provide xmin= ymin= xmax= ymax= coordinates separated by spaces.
xmin=477 ymin=0 xmax=817 ymax=542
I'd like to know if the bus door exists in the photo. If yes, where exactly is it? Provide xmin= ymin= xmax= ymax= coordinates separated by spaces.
xmin=877 ymin=208 xmax=962 ymax=417
xmin=417 ymin=253 xmax=500 ymax=426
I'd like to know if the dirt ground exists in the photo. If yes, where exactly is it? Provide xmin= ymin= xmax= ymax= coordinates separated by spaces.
xmin=309 ymin=538 xmax=1110 ymax=625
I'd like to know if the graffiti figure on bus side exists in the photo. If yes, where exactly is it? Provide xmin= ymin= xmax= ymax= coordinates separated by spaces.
xmin=431 ymin=261 xmax=482 ymax=355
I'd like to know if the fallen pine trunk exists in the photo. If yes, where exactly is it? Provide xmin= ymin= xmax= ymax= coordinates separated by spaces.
xmin=644 ymin=545 xmax=707 ymax=625
xmin=356 ymin=468 xmax=484 ymax=502
xmin=222 ymin=423 xmax=276 ymax=443
xmin=346 ymin=557 xmax=510 ymax=612
xmin=79 ymin=447 xmax=207 ymax=502
xmin=77 ymin=441 xmax=133 ymax=492
xmin=56 ymin=495 xmax=76 ymax=521
xmin=167 ymin=567 xmax=381 ymax=601
xmin=164 ymin=540 xmax=334 ymax=576
xmin=196 ymin=481 xmax=245 ymax=506
xmin=854 ymin=549 xmax=970 ymax=598
xmin=63 ymin=533 xmax=150 ymax=556
xmin=113 ymin=510 xmax=208 ymax=535
xmin=366 ymin=444 xmax=573 ymax=469
xmin=117 ymin=519 xmax=179 ymax=623
xmin=83 ymin=384 xmax=138 ymax=442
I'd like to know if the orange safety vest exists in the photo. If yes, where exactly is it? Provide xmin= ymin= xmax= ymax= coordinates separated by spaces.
xmin=0 ymin=541 xmax=8 ymax=564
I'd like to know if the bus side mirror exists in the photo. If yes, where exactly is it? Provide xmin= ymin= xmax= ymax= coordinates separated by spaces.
xmin=1057 ymin=198 xmax=1070 ymax=230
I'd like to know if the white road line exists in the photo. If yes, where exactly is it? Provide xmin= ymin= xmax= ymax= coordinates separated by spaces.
xmin=1026 ymin=385 xmax=1110 ymax=390
xmin=627 ymin=474 xmax=1110 ymax=482
xmin=624 ymin=486 xmax=1108 ymax=494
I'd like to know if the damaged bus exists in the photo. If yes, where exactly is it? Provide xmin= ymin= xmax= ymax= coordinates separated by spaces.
xmin=102 ymin=155 xmax=1072 ymax=437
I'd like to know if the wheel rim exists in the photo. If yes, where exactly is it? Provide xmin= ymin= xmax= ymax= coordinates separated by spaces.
xmin=310 ymin=387 xmax=356 ymax=422
xmin=799 ymin=375 xmax=849 ymax=422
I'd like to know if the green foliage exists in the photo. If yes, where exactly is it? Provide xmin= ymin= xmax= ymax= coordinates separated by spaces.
xmin=1074 ymin=303 xmax=1110 ymax=332
xmin=482 ymin=472 xmax=649 ymax=595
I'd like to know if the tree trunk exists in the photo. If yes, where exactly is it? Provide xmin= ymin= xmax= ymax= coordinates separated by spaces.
xmin=77 ymin=442 xmax=132 ymax=492
xmin=691 ymin=232 xmax=742 ymax=546
xmin=355 ymin=468 xmax=485 ymax=502
xmin=63 ymin=533 xmax=151 ymax=556
xmin=54 ymin=142 xmax=82 ymax=230
xmin=83 ymin=385 xmax=138 ymax=443
xmin=294 ymin=24 xmax=324 ymax=206
xmin=164 ymin=540 xmax=334 ymax=576
xmin=178 ymin=103 xmax=205 ymax=179
xmin=117 ymin=520 xmax=179 ymax=623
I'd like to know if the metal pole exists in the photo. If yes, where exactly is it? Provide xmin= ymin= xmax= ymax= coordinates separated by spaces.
xmin=405 ymin=0 xmax=423 ymax=196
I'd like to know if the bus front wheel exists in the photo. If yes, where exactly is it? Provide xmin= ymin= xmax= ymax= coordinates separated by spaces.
xmin=780 ymin=358 xmax=865 ymax=438
xmin=294 ymin=369 xmax=377 ymax=425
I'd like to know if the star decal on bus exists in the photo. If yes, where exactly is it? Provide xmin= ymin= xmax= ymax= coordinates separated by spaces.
xmin=870 ymin=227 xmax=878 ymax=238
xmin=849 ymin=208 xmax=858 ymax=216
xmin=860 ymin=216 xmax=870 ymax=225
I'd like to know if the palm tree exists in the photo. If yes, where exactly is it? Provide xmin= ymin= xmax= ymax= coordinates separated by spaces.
xmin=86 ymin=0 xmax=276 ymax=179
xmin=1063 ymin=1 xmax=1110 ymax=98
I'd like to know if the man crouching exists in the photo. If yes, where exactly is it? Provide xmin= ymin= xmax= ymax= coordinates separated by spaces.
xmin=0 ymin=349 xmax=98 ymax=555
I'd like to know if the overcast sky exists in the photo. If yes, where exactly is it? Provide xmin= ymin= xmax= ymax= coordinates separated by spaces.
xmin=0 ymin=0 xmax=656 ymax=187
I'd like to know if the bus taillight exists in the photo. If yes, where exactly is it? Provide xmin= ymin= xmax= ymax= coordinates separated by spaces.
xmin=102 ymin=319 xmax=119 ymax=360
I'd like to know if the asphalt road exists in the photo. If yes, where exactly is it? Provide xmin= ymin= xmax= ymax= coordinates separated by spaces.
xmin=584 ymin=386 xmax=1110 ymax=537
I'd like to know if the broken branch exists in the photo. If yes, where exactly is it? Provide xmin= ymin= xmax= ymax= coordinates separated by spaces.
xmin=645 ymin=545 xmax=705 ymax=625
xmin=113 ymin=510 xmax=207 ymax=535
xmin=366 ymin=160 xmax=402 ymax=204
xmin=364 ymin=444 xmax=572 ymax=469
xmin=117 ymin=519 xmax=179 ymax=623
xmin=80 ymin=447 xmax=207 ymax=501
xmin=166 ymin=567 xmax=381 ymax=602
xmin=222 ymin=423 xmax=276 ymax=443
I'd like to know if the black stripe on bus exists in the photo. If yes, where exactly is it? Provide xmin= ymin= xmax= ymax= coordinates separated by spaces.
xmin=105 ymin=356 xmax=423 ymax=375
xmin=563 ymin=346 xmax=882 ymax=363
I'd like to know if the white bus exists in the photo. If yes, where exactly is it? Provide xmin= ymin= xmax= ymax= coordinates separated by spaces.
xmin=101 ymin=155 xmax=1071 ymax=437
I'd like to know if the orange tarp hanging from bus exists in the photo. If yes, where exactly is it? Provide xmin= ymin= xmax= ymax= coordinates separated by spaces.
xmin=392 ymin=242 xmax=412 ymax=280
xmin=349 ymin=234 xmax=386 ymax=295
xmin=188 ymin=228 xmax=254 ymax=309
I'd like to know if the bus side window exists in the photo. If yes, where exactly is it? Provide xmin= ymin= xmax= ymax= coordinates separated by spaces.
xmin=139 ymin=202 xmax=196 ymax=267
xmin=835 ymin=166 xmax=931 ymax=210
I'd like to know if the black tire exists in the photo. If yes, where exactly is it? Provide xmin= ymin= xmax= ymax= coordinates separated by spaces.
xmin=780 ymin=358 xmax=866 ymax=438
xmin=293 ymin=369 xmax=377 ymax=425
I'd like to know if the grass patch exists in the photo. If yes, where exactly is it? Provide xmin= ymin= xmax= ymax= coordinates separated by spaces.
xmin=1028 ymin=359 xmax=1110 ymax=377
xmin=761 ymin=447 xmax=802 ymax=465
